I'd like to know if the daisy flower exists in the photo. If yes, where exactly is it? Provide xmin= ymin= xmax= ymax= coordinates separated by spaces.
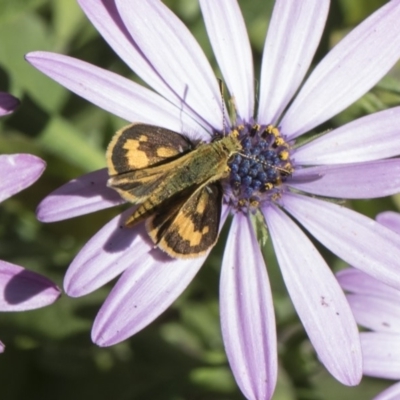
xmin=0 ymin=93 xmax=61 ymax=352
xmin=338 ymin=212 xmax=400 ymax=400
xmin=26 ymin=0 xmax=400 ymax=398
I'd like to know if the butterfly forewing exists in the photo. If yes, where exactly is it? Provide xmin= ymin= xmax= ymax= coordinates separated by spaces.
xmin=107 ymin=123 xmax=193 ymax=176
xmin=146 ymin=183 xmax=223 ymax=258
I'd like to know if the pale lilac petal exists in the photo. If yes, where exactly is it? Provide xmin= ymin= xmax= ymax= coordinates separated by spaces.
xmin=93 ymin=250 xmax=205 ymax=346
xmin=0 ymin=342 xmax=4 ymax=353
xmin=37 ymin=169 xmax=124 ymax=223
xmin=294 ymin=107 xmax=400 ymax=165
xmin=346 ymin=294 xmax=400 ymax=334
xmin=264 ymin=205 xmax=361 ymax=385
xmin=289 ymin=159 xmax=400 ymax=199
xmin=258 ymin=0 xmax=329 ymax=125
xmin=376 ymin=211 xmax=400 ymax=235
xmin=374 ymin=382 xmax=400 ymax=400
xmin=91 ymin=206 xmax=230 ymax=346
xmin=0 ymin=92 xmax=19 ymax=116
xmin=76 ymin=2 xmax=178 ymax=107
xmin=0 ymin=260 xmax=60 ymax=311
xmin=200 ymin=0 xmax=254 ymax=120
xmin=220 ymin=213 xmax=277 ymax=400
xmin=0 ymin=154 xmax=45 ymax=203
xmin=361 ymin=332 xmax=400 ymax=380
xmin=115 ymin=0 xmax=222 ymax=131
xmin=26 ymin=52 xmax=208 ymax=139
xmin=282 ymin=193 xmax=400 ymax=290
xmin=337 ymin=269 xmax=400 ymax=303
xmin=281 ymin=0 xmax=400 ymax=138
xmin=64 ymin=208 xmax=147 ymax=297
xmin=77 ymin=0 xmax=209 ymax=130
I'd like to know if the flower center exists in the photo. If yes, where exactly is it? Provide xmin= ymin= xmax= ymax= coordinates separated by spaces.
xmin=226 ymin=123 xmax=293 ymax=210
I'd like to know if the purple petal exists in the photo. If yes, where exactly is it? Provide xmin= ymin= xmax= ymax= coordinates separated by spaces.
xmin=0 ymin=341 xmax=4 ymax=353
xmin=92 ymin=250 xmax=205 ymax=346
xmin=374 ymin=382 xmax=400 ymax=400
xmin=346 ymin=293 xmax=400 ymax=334
xmin=282 ymin=193 xmax=400 ymax=290
xmin=200 ymin=0 xmax=254 ymax=121
xmin=289 ymin=159 xmax=400 ymax=199
xmin=26 ymin=52 xmax=208 ymax=139
xmin=376 ymin=211 xmax=400 ymax=235
xmin=220 ymin=213 xmax=277 ymax=400
xmin=77 ymin=0 xmax=208 ymax=130
xmin=361 ymin=332 xmax=400 ymax=380
xmin=263 ymin=204 xmax=361 ymax=385
xmin=337 ymin=269 xmax=400 ymax=303
xmin=64 ymin=208 xmax=147 ymax=297
xmin=92 ymin=206 xmax=230 ymax=346
xmin=115 ymin=0 xmax=222 ymax=131
xmin=0 ymin=92 xmax=20 ymax=116
xmin=37 ymin=169 xmax=124 ymax=223
xmin=294 ymin=107 xmax=400 ymax=165
xmin=0 ymin=260 xmax=60 ymax=311
xmin=0 ymin=154 xmax=45 ymax=203
xmin=258 ymin=0 xmax=329 ymax=125
xmin=281 ymin=0 xmax=400 ymax=138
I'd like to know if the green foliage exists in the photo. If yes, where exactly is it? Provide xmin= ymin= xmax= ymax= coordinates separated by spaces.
xmin=0 ymin=1 xmax=398 ymax=399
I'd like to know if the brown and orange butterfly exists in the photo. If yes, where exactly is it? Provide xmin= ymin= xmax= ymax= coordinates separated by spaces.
xmin=106 ymin=123 xmax=241 ymax=258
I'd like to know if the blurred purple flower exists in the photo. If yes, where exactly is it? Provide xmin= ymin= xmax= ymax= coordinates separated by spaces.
xmin=338 ymin=211 xmax=400 ymax=400
xmin=0 ymin=92 xmax=19 ymax=117
xmin=0 ymin=97 xmax=61 ymax=352
xmin=25 ymin=0 xmax=400 ymax=397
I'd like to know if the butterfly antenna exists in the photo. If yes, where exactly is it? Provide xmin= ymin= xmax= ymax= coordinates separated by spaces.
xmin=241 ymin=153 xmax=292 ymax=175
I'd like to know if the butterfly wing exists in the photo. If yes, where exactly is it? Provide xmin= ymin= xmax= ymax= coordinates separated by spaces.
xmin=107 ymin=123 xmax=193 ymax=176
xmin=145 ymin=182 xmax=223 ymax=258
xmin=107 ymin=123 xmax=194 ymax=203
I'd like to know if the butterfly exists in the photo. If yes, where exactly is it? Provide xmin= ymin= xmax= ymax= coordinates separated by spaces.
xmin=106 ymin=123 xmax=241 ymax=258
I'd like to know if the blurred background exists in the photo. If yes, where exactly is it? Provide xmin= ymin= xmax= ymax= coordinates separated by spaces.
xmin=0 ymin=0 xmax=399 ymax=399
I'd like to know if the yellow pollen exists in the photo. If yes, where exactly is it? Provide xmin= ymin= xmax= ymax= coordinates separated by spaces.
xmin=279 ymin=150 xmax=289 ymax=160
xmin=266 ymin=125 xmax=280 ymax=137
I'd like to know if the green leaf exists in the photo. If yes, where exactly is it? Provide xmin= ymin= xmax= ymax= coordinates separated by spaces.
xmin=0 ymin=13 xmax=66 ymax=112
xmin=376 ymin=74 xmax=400 ymax=95
xmin=37 ymin=116 xmax=105 ymax=172
xmin=52 ymin=0 xmax=86 ymax=51
xmin=190 ymin=366 xmax=236 ymax=393
xmin=0 ymin=0 xmax=46 ymax=24
xmin=337 ymin=0 xmax=387 ymax=25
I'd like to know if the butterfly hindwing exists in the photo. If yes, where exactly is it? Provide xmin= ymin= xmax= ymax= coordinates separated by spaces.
xmin=107 ymin=164 xmax=173 ymax=203
xmin=146 ymin=182 xmax=223 ymax=258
